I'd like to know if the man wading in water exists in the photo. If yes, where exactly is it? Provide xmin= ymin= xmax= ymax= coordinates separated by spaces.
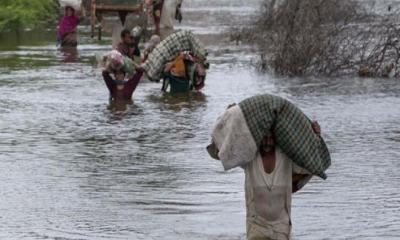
xmin=242 ymin=125 xmax=319 ymax=239
xmin=207 ymin=95 xmax=330 ymax=240
xmin=116 ymin=28 xmax=142 ymax=64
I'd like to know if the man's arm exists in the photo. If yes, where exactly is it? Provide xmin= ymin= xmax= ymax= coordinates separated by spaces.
xmin=292 ymin=174 xmax=312 ymax=193
xmin=312 ymin=121 xmax=321 ymax=136
xmin=102 ymin=70 xmax=114 ymax=94
xmin=125 ymin=71 xmax=144 ymax=97
xmin=164 ymin=61 xmax=175 ymax=73
xmin=292 ymin=162 xmax=312 ymax=193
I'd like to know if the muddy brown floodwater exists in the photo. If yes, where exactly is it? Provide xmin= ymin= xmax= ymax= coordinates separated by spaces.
xmin=0 ymin=0 xmax=399 ymax=239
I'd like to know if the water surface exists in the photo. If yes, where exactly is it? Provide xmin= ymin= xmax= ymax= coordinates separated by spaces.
xmin=0 ymin=0 xmax=399 ymax=239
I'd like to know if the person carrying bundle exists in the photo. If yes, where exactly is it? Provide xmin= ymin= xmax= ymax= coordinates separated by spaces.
xmin=162 ymin=52 xmax=206 ymax=92
xmin=145 ymin=0 xmax=183 ymax=34
xmin=160 ymin=0 xmax=183 ymax=29
xmin=144 ymin=0 xmax=164 ymax=35
xmin=116 ymin=29 xmax=141 ymax=64
xmin=207 ymin=94 xmax=331 ymax=240
xmin=57 ymin=0 xmax=85 ymax=47
xmin=140 ymin=30 xmax=207 ymax=82
xmin=102 ymin=51 xmax=143 ymax=101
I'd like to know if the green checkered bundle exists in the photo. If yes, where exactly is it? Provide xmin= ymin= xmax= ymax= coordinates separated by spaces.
xmin=239 ymin=94 xmax=331 ymax=179
xmin=142 ymin=30 xmax=207 ymax=81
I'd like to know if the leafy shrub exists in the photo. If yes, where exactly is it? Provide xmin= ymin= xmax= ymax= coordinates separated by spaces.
xmin=0 ymin=0 xmax=59 ymax=32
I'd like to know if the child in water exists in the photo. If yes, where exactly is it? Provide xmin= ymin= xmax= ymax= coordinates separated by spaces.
xmin=102 ymin=69 xmax=143 ymax=101
xmin=101 ymin=49 xmax=144 ymax=102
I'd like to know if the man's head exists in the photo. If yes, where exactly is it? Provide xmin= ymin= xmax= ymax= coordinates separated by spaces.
xmin=114 ymin=70 xmax=126 ymax=81
xmin=260 ymin=132 xmax=275 ymax=154
xmin=120 ymin=29 xmax=132 ymax=45
xmin=65 ymin=6 xmax=75 ymax=17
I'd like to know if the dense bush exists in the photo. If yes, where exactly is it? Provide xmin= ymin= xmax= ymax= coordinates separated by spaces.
xmin=0 ymin=0 xmax=59 ymax=32
xmin=244 ymin=0 xmax=400 ymax=77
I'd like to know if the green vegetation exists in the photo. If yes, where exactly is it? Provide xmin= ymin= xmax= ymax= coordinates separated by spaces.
xmin=0 ymin=0 xmax=59 ymax=32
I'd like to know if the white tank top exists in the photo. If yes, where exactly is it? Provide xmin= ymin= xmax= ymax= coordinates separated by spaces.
xmin=244 ymin=148 xmax=293 ymax=240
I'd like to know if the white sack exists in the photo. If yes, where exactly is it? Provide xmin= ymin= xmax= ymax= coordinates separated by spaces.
xmin=58 ymin=0 xmax=82 ymax=11
xmin=211 ymin=105 xmax=258 ymax=170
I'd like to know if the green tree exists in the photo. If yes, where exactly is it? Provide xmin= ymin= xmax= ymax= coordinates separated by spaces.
xmin=0 ymin=0 xmax=59 ymax=32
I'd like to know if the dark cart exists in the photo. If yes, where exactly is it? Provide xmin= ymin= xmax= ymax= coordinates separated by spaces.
xmin=90 ymin=0 xmax=147 ymax=40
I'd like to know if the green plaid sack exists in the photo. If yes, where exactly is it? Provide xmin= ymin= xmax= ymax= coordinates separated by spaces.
xmin=142 ymin=30 xmax=207 ymax=81
xmin=239 ymin=94 xmax=331 ymax=179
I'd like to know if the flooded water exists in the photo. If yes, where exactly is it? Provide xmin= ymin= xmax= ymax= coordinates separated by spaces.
xmin=0 ymin=0 xmax=399 ymax=239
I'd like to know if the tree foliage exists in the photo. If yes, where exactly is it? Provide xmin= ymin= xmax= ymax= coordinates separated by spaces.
xmin=243 ymin=0 xmax=400 ymax=77
xmin=0 ymin=0 xmax=59 ymax=32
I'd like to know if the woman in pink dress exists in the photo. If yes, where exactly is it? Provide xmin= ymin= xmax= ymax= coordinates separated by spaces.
xmin=57 ymin=6 xmax=80 ymax=47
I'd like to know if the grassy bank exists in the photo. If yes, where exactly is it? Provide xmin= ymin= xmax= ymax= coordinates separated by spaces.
xmin=0 ymin=0 xmax=59 ymax=32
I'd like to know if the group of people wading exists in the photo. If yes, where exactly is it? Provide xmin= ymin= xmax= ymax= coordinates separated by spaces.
xmin=101 ymin=29 xmax=208 ymax=102
xmin=57 ymin=0 xmax=182 ymax=47
xmin=57 ymin=0 xmax=207 ymax=102
xmin=56 ymin=2 xmax=331 ymax=240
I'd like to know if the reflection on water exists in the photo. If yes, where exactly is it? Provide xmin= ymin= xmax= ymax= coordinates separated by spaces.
xmin=59 ymin=47 xmax=79 ymax=63
xmin=0 ymin=0 xmax=400 ymax=239
xmin=148 ymin=91 xmax=207 ymax=111
xmin=107 ymin=98 xmax=133 ymax=111
xmin=0 ymin=30 xmax=56 ymax=50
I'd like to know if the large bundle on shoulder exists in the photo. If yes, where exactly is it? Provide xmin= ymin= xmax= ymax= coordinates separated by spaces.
xmin=58 ymin=0 xmax=82 ymax=10
xmin=102 ymin=50 xmax=135 ymax=76
xmin=210 ymin=94 xmax=331 ymax=179
xmin=142 ymin=30 xmax=207 ymax=81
